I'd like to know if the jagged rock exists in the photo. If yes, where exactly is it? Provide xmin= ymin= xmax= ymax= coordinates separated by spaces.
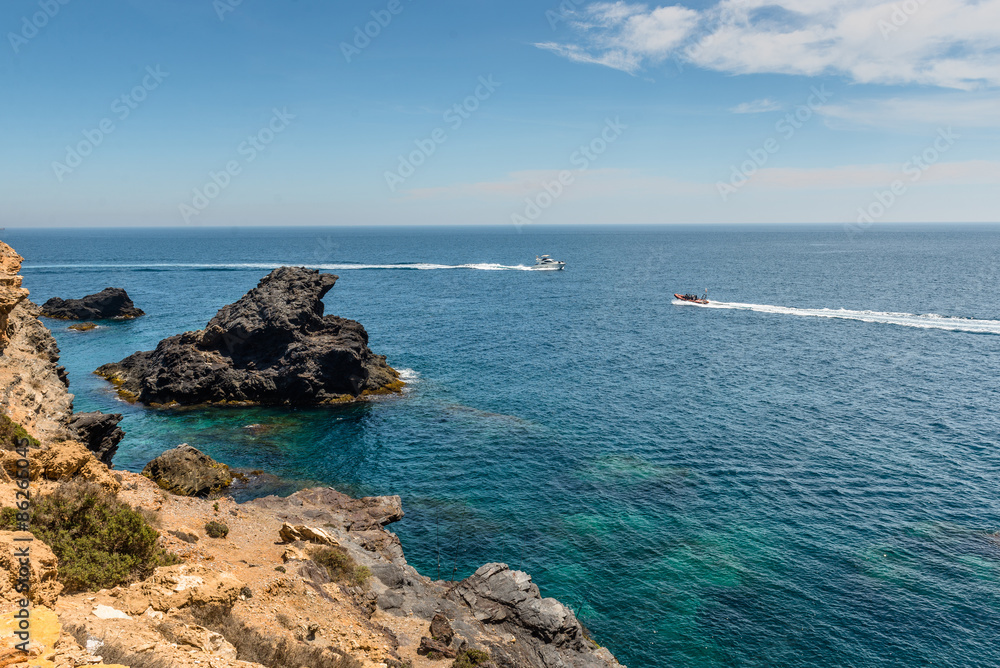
xmin=0 ymin=243 xmax=29 ymax=352
xmin=430 ymin=612 xmax=454 ymax=644
xmin=95 ymin=266 xmax=401 ymax=406
xmin=40 ymin=287 xmax=144 ymax=320
xmin=92 ymin=604 xmax=130 ymax=620
xmin=449 ymin=563 xmax=589 ymax=650
xmin=0 ymin=440 xmax=122 ymax=494
xmin=119 ymin=564 xmax=244 ymax=615
xmin=252 ymin=487 xmax=404 ymax=532
xmin=279 ymin=522 xmax=339 ymax=546
xmin=69 ymin=411 xmax=124 ymax=466
xmin=142 ymin=444 xmax=232 ymax=497
xmin=418 ymin=636 xmax=456 ymax=659
xmin=0 ymin=532 xmax=62 ymax=607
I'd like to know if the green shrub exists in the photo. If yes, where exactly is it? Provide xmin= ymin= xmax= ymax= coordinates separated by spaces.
xmin=0 ymin=414 xmax=39 ymax=450
xmin=351 ymin=565 xmax=371 ymax=587
xmin=452 ymin=649 xmax=491 ymax=668
xmin=2 ymin=481 xmax=179 ymax=593
xmin=311 ymin=546 xmax=357 ymax=582
xmin=274 ymin=565 xmax=286 ymax=573
xmin=205 ymin=520 xmax=229 ymax=538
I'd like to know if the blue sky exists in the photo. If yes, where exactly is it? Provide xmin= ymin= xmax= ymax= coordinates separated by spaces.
xmin=2 ymin=0 xmax=999 ymax=227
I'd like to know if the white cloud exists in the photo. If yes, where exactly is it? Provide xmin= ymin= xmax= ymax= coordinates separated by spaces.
xmin=818 ymin=93 xmax=1000 ymax=128
xmin=539 ymin=0 xmax=1000 ymax=89
xmin=730 ymin=98 xmax=783 ymax=114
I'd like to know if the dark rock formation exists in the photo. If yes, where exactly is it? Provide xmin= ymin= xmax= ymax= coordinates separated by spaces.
xmin=142 ymin=444 xmax=233 ymax=497
xmin=69 ymin=411 xmax=125 ymax=466
xmin=95 ymin=267 xmax=401 ymax=406
xmin=41 ymin=287 xmax=144 ymax=320
xmin=431 ymin=612 xmax=455 ymax=645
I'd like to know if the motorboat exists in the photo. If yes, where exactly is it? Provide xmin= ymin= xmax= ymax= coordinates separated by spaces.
xmin=531 ymin=255 xmax=565 ymax=270
xmin=674 ymin=290 xmax=709 ymax=304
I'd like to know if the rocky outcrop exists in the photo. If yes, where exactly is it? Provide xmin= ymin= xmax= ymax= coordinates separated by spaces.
xmin=0 ymin=243 xmax=29 ymax=353
xmin=142 ymin=444 xmax=233 ymax=497
xmin=40 ymin=287 xmax=145 ymax=320
xmin=118 ymin=564 xmax=244 ymax=615
xmin=252 ymin=488 xmax=620 ymax=668
xmin=69 ymin=411 xmax=125 ymax=466
xmin=278 ymin=523 xmax=339 ymax=546
xmin=0 ymin=531 xmax=62 ymax=607
xmin=95 ymin=266 xmax=401 ymax=406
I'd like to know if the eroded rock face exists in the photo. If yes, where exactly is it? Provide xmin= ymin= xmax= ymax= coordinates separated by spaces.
xmin=119 ymin=564 xmax=244 ymax=615
xmin=142 ymin=444 xmax=232 ymax=497
xmin=95 ymin=267 xmax=401 ymax=406
xmin=40 ymin=287 xmax=145 ymax=320
xmin=0 ymin=243 xmax=29 ymax=353
xmin=69 ymin=411 xmax=125 ymax=466
xmin=0 ymin=531 xmax=62 ymax=607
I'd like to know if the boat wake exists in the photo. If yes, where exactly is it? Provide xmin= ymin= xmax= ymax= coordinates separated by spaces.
xmin=672 ymin=299 xmax=1000 ymax=334
xmin=25 ymin=262 xmax=535 ymax=272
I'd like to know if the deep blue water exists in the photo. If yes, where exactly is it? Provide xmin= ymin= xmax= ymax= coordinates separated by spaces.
xmin=7 ymin=224 xmax=1000 ymax=668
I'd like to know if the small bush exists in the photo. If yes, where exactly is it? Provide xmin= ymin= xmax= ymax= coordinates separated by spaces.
xmin=274 ymin=565 xmax=286 ymax=573
xmin=205 ymin=520 xmax=229 ymax=538
xmin=351 ymin=565 xmax=372 ymax=587
xmin=213 ymin=502 xmax=220 ymax=513
xmin=452 ymin=649 xmax=492 ymax=668
xmin=2 ymin=481 xmax=179 ymax=593
xmin=0 ymin=414 xmax=39 ymax=450
xmin=311 ymin=546 xmax=357 ymax=582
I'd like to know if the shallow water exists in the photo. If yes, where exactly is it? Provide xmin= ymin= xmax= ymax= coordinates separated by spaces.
xmin=8 ymin=224 xmax=1000 ymax=667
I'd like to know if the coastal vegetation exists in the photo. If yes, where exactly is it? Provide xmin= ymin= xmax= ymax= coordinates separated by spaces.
xmin=0 ymin=413 xmax=38 ymax=449
xmin=0 ymin=481 xmax=179 ymax=592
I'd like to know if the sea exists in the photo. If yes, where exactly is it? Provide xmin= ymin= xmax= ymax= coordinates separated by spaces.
xmin=6 ymin=223 xmax=1000 ymax=668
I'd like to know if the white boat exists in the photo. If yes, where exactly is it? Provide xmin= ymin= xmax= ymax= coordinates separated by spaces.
xmin=531 ymin=255 xmax=565 ymax=270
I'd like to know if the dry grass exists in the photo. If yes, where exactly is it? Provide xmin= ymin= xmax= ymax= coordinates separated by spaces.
xmin=187 ymin=605 xmax=363 ymax=668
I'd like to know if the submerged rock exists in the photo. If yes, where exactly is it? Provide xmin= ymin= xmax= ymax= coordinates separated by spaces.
xmin=142 ymin=443 xmax=233 ymax=497
xmin=41 ymin=287 xmax=145 ymax=320
xmin=69 ymin=411 xmax=125 ymax=467
xmin=95 ymin=266 xmax=401 ymax=406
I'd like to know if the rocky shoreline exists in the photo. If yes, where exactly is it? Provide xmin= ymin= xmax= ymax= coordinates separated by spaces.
xmin=0 ymin=240 xmax=623 ymax=668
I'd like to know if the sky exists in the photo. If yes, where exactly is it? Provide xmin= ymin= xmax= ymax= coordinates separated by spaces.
xmin=2 ymin=0 xmax=999 ymax=227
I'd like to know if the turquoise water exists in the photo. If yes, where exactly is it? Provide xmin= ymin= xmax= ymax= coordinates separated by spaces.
xmin=8 ymin=224 xmax=1000 ymax=667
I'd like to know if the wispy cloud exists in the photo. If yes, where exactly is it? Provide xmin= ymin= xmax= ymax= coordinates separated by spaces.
xmin=730 ymin=98 xmax=782 ymax=114
xmin=818 ymin=94 xmax=1000 ymax=129
xmin=536 ymin=2 xmax=699 ymax=74
xmin=539 ymin=0 xmax=1000 ymax=89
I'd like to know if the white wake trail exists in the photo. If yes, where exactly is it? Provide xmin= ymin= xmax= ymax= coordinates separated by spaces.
xmin=673 ymin=300 xmax=1000 ymax=334
xmin=26 ymin=262 xmax=535 ymax=271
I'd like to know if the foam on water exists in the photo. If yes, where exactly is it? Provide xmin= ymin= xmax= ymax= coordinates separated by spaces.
xmin=673 ymin=299 xmax=1000 ymax=334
